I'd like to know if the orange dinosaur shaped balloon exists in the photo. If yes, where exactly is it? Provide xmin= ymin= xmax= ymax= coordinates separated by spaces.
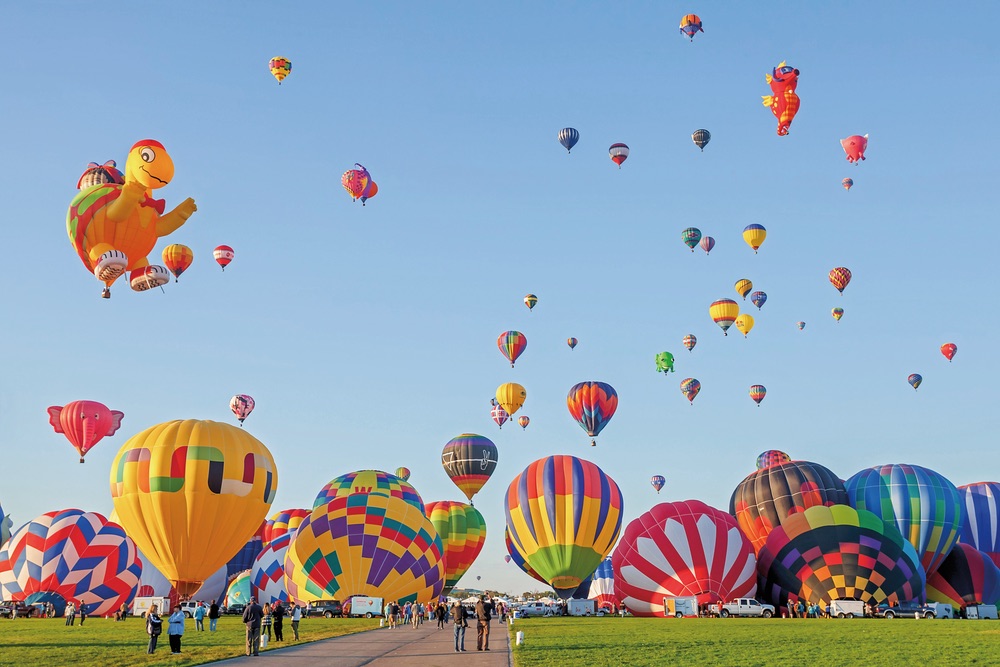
xmin=67 ymin=140 xmax=197 ymax=298
xmin=762 ymin=61 xmax=800 ymax=136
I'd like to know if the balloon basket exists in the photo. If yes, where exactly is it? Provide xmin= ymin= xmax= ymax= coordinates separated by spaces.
xmin=79 ymin=457 xmax=85 ymax=463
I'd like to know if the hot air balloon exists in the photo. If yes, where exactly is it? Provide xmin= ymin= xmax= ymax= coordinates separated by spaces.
xmin=47 ymin=400 xmax=125 ymax=463
xmin=682 ymin=227 xmax=702 ymax=251
xmin=393 ymin=467 xmax=411 ymax=482
xmin=359 ymin=179 xmax=378 ymax=205
xmin=655 ymin=352 xmax=675 ymax=374
xmin=846 ymin=464 xmax=965 ymax=576
xmin=567 ymin=338 xmax=578 ymax=350
xmin=842 ymin=178 xmax=854 ymax=191
xmin=734 ymin=313 xmax=755 ymax=338
xmin=0 ymin=504 xmax=11 ymax=547
xmin=829 ymin=267 xmax=852 ymax=293
xmin=162 ymin=244 xmax=193 ymax=282
xmin=699 ymin=236 xmax=715 ymax=254
xmin=425 ymin=501 xmax=487 ymax=593
xmin=268 ymin=56 xmax=291 ymax=84
xmin=496 ymin=382 xmax=526 ymax=418
xmin=750 ymin=291 xmax=767 ymax=310
xmin=558 ymin=128 xmax=580 ymax=153
xmin=832 ymin=307 xmax=844 ymax=322
xmin=588 ymin=558 xmax=618 ymax=610
xmin=566 ymin=381 xmax=618 ymax=446
xmin=225 ymin=570 xmax=252 ymax=607
xmin=682 ymin=334 xmax=697 ymax=352
xmin=225 ymin=520 xmax=267 ymax=583
xmin=756 ymin=450 xmax=791 ymax=470
xmin=110 ymin=419 xmax=277 ymax=597
xmin=497 ymin=330 xmax=527 ymax=368
xmin=313 ymin=470 xmax=423 ymax=512
xmin=749 ymin=385 xmax=766 ymax=406
xmin=756 ymin=505 xmax=925 ymax=607
xmin=797 ymin=321 xmax=805 ymax=330
xmin=214 ymin=245 xmax=234 ymax=271
xmin=735 ymin=279 xmax=753 ymax=300
xmin=692 ymin=129 xmax=711 ymax=151
xmin=505 ymin=528 xmax=548 ymax=586
xmin=730 ymin=459 xmax=849 ymax=554
xmin=518 ymin=416 xmax=530 ymax=430
xmin=609 ymin=143 xmax=629 ymax=168
xmin=262 ymin=509 xmax=310 ymax=548
xmin=743 ymin=224 xmax=766 ymax=253
xmin=651 ymin=475 xmax=666 ymax=494
xmin=283 ymin=493 xmax=445 ymax=605
xmin=0 ymin=509 xmax=142 ymax=618
xmin=230 ymin=394 xmax=255 ymax=425
xmin=941 ymin=343 xmax=958 ymax=362
xmin=908 ymin=374 xmax=923 ymax=391
xmin=251 ymin=532 xmax=294 ymax=606
xmin=841 ymin=134 xmax=868 ymax=164
xmin=926 ymin=543 xmax=1000 ymax=609
xmin=679 ymin=14 xmax=704 ymax=41
xmin=680 ymin=378 xmax=701 ymax=404
xmin=505 ymin=456 xmax=623 ymax=598
xmin=341 ymin=164 xmax=370 ymax=201
xmin=614 ymin=500 xmax=757 ymax=616
xmin=504 ymin=555 xmax=512 ymax=564
xmin=77 ymin=160 xmax=124 ymax=189
xmin=958 ymin=482 xmax=1000 ymax=567
xmin=762 ymin=61 xmax=800 ymax=136
xmin=491 ymin=403 xmax=509 ymax=429
xmin=709 ymin=298 xmax=739 ymax=335
xmin=441 ymin=434 xmax=498 ymax=504
xmin=524 ymin=294 xmax=538 ymax=311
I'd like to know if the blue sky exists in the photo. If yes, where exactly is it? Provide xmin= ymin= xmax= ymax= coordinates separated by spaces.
xmin=2 ymin=2 xmax=999 ymax=594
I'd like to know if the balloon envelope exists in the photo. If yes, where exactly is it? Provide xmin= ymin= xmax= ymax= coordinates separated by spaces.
xmin=680 ymin=378 xmax=701 ymax=404
xmin=394 ymin=467 xmax=411 ymax=482
xmin=692 ymin=129 xmax=711 ymax=150
xmin=756 ymin=450 xmax=791 ymax=470
xmin=588 ymin=558 xmax=618 ymax=609
xmin=926 ymin=543 xmax=1000 ymax=608
xmin=313 ymin=470 xmax=423 ymax=513
xmin=609 ymin=143 xmax=629 ymax=167
xmin=829 ymin=267 xmax=852 ymax=293
xmin=47 ymin=400 xmax=125 ymax=462
xmin=681 ymin=227 xmax=702 ymax=250
xmin=941 ymin=343 xmax=958 ymax=362
xmin=225 ymin=570 xmax=252 ymax=607
xmin=908 ymin=374 xmax=923 ymax=390
xmin=230 ymin=395 xmax=255 ymax=424
xmin=162 ymin=244 xmax=193 ymax=281
xmin=558 ymin=128 xmax=579 ymax=153
xmin=742 ymin=224 xmax=766 ymax=252
xmin=251 ymin=533 xmax=294 ymax=606
xmin=425 ymin=501 xmax=487 ymax=593
xmin=750 ymin=291 xmax=767 ymax=310
xmin=682 ymin=334 xmax=697 ymax=352
xmin=709 ymin=299 xmax=739 ymax=335
xmin=262 ymin=509 xmax=310 ymax=548
xmin=497 ymin=331 xmax=527 ymax=368
xmin=958 ymin=482 xmax=1000 ymax=567
xmin=734 ymin=279 xmax=753 ymax=300
xmin=651 ymin=475 xmax=666 ymax=493
xmin=566 ymin=381 xmax=618 ymax=443
xmin=495 ymin=383 xmax=526 ymax=417
xmin=268 ymin=56 xmax=291 ymax=83
xmin=441 ymin=434 xmax=499 ymax=504
xmin=699 ymin=236 xmax=715 ymax=254
xmin=567 ymin=338 xmax=578 ymax=350
xmin=749 ymin=385 xmax=766 ymax=405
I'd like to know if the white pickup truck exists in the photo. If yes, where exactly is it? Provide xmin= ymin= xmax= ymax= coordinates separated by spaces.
xmin=711 ymin=598 xmax=775 ymax=618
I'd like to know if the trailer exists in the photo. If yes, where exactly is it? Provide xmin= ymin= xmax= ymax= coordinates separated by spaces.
xmin=965 ymin=604 xmax=998 ymax=619
xmin=132 ymin=596 xmax=171 ymax=618
xmin=346 ymin=596 xmax=383 ymax=618
xmin=568 ymin=599 xmax=597 ymax=616
xmin=829 ymin=600 xmax=865 ymax=618
xmin=662 ymin=596 xmax=699 ymax=618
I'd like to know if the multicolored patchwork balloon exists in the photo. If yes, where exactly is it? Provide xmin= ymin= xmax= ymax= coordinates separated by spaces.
xmin=505 ymin=528 xmax=547 ymax=586
xmin=651 ymin=475 xmax=666 ymax=494
xmin=262 ymin=509 xmax=310 ymax=548
xmin=491 ymin=403 xmax=509 ymax=429
xmin=566 ymin=381 xmax=618 ymax=446
xmin=284 ymin=493 xmax=445 ymax=605
xmin=680 ymin=378 xmax=701 ymax=404
xmin=682 ymin=334 xmax=697 ymax=352
xmin=845 ymin=463 xmax=964 ymax=576
xmin=497 ymin=331 xmax=527 ymax=368
xmin=394 ymin=467 xmax=411 ymax=482
xmin=518 ymin=416 xmax=530 ymax=430
xmin=524 ymin=294 xmax=538 ymax=311
xmin=425 ymin=501 xmax=487 ymax=593
xmin=757 ymin=505 xmax=925 ymax=606
xmin=268 ymin=56 xmax=291 ymax=84
xmin=829 ymin=267 xmax=852 ymax=293
xmin=749 ymin=385 xmax=767 ymax=406
xmin=832 ymin=307 xmax=844 ymax=322
xmin=756 ymin=450 xmax=791 ymax=470
xmin=505 ymin=456 xmax=623 ymax=598
xmin=842 ymin=178 xmax=854 ymax=191
xmin=567 ymin=337 xmax=578 ymax=350
xmin=162 ymin=244 xmax=193 ymax=282
xmin=0 ymin=509 xmax=141 ymax=617
xmin=441 ymin=434 xmax=498 ymax=504
xmin=251 ymin=533 xmax=294 ymax=606
xmin=313 ymin=470 xmax=423 ymax=513
xmin=679 ymin=14 xmax=704 ymax=41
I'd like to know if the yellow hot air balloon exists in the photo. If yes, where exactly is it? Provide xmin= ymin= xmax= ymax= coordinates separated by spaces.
xmin=268 ymin=56 xmax=292 ymax=84
xmin=734 ymin=279 xmax=753 ymax=300
xmin=110 ymin=419 xmax=278 ymax=597
xmin=496 ymin=383 xmax=526 ymax=417
xmin=742 ymin=224 xmax=767 ymax=253
xmin=709 ymin=298 xmax=740 ymax=336
xmin=735 ymin=313 xmax=756 ymax=338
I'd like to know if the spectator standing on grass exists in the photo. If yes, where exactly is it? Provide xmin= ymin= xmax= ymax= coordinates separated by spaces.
xmin=475 ymin=595 xmax=493 ymax=651
xmin=209 ymin=599 xmax=220 ymax=631
xmin=243 ymin=597 xmax=263 ymax=657
xmin=273 ymin=601 xmax=285 ymax=641
xmin=194 ymin=601 xmax=205 ymax=630
xmin=290 ymin=604 xmax=301 ymax=640
xmin=262 ymin=603 xmax=273 ymax=641
xmin=167 ymin=604 xmax=185 ymax=654
xmin=78 ymin=602 xmax=88 ymax=625
xmin=451 ymin=602 xmax=468 ymax=653
xmin=65 ymin=602 xmax=76 ymax=626
xmin=145 ymin=604 xmax=163 ymax=654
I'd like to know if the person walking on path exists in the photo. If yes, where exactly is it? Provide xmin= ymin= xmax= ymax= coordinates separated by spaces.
xmin=65 ymin=602 xmax=76 ymax=626
xmin=273 ymin=602 xmax=285 ymax=641
xmin=451 ymin=602 xmax=468 ymax=653
xmin=194 ymin=601 xmax=206 ymax=631
xmin=209 ymin=599 xmax=220 ymax=631
xmin=411 ymin=602 xmax=420 ymax=628
xmin=290 ymin=605 xmax=301 ymax=640
xmin=436 ymin=602 xmax=447 ymax=629
xmin=243 ymin=597 xmax=264 ymax=657
xmin=475 ymin=595 xmax=493 ymax=651
xmin=167 ymin=604 xmax=186 ymax=654
xmin=145 ymin=604 xmax=163 ymax=654
xmin=389 ymin=601 xmax=400 ymax=629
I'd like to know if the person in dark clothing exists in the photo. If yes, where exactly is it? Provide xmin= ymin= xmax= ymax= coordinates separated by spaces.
xmin=78 ymin=602 xmax=88 ymax=626
xmin=436 ymin=602 xmax=447 ymax=629
xmin=474 ymin=595 xmax=493 ymax=651
xmin=208 ymin=600 xmax=220 ymax=631
xmin=145 ymin=605 xmax=163 ymax=654
xmin=273 ymin=602 xmax=285 ymax=641
xmin=450 ymin=602 xmax=468 ymax=653
xmin=242 ymin=597 xmax=264 ymax=657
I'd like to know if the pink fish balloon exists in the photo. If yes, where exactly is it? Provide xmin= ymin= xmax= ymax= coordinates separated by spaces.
xmin=841 ymin=134 xmax=868 ymax=164
xmin=47 ymin=400 xmax=125 ymax=463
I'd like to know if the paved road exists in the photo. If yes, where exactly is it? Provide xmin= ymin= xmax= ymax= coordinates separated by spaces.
xmin=210 ymin=619 xmax=511 ymax=667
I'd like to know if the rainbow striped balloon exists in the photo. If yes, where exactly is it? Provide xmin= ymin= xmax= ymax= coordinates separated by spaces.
xmin=425 ymin=501 xmax=487 ymax=592
xmin=497 ymin=330 xmax=527 ymax=368
xmin=441 ymin=434 xmax=498 ymax=504
xmin=262 ymin=509 xmax=310 ymax=548
xmin=566 ymin=381 xmax=618 ymax=445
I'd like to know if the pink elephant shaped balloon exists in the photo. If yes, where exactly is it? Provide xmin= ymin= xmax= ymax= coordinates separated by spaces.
xmin=47 ymin=400 xmax=125 ymax=463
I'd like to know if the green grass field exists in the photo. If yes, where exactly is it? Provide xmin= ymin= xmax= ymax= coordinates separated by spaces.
xmin=0 ymin=616 xmax=378 ymax=667
xmin=509 ymin=617 xmax=1000 ymax=667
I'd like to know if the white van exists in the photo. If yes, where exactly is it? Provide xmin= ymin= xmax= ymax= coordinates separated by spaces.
xmin=133 ymin=596 xmax=171 ymax=618
xmin=965 ymin=604 xmax=998 ymax=619
xmin=924 ymin=602 xmax=954 ymax=619
xmin=829 ymin=600 xmax=865 ymax=618
xmin=662 ymin=596 xmax=699 ymax=618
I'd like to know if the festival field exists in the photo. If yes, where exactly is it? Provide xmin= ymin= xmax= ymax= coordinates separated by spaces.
xmin=0 ymin=617 xmax=377 ymax=667
xmin=509 ymin=618 xmax=1000 ymax=666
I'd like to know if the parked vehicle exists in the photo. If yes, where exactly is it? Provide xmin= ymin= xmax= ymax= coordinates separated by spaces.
xmin=306 ymin=600 xmax=343 ymax=618
xmin=876 ymin=601 xmax=934 ymax=619
xmin=344 ymin=596 xmax=382 ymax=618
xmin=132 ymin=596 xmax=171 ymax=619
xmin=224 ymin=603 xmax=246 ymax=616
xmin=829 ymin=600 xmax=865 ymax=618
xmin=518 ymin=602 xmax=555 ymax=617
xmin=964 ymin=604 xmax=998 ymax=619
xmin=179 ymin=601 xmax=204 ymax=618
xmin=567 ymin=599 xmax=596 ymax=616
xmin=712 ymin=598 xmax=775 ymax=618
xmin=0 ymin=601 xmax=36 ymax=618
xmin=662 ymin=596 xmax=699 ymax=618
xmin=924 ymin=602 xmax=954 ymax=619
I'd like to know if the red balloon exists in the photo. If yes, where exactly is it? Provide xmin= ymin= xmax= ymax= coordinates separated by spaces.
xmin=47 ymin=400 xmax=124 ymax=463
xmin=941 ymin=343 xmax=958 ymax=362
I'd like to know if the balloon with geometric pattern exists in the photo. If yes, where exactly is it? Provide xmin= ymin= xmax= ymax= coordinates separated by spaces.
xmin=756 ymin=450 xmax=791 ymax=470
xmin=680 ymin=14 xmax=704 ymax=41
xmin=682 ymin=334 xmax=697 ymax=352
xmin=926 ymin=543 xmax=1000 ymax=609
xmin=262 ymin=509 xmax=310 ymax=549
xmin=497 ymin=331 xmax=527 ymax=368
xmin=268 ymin=56 xmax=291 ymax=84
xmin=313 ymin=470 xmax=423 ymax=513
xmin=680 ymin=378 xmax=701 ymax=404
xmin=588 ymin=557 xmax=618 ymax=610
xmin=251 ymin=533 xmax=295 ymax=606
xmin=566 ymin=381 xmax=618 ymax=446
xmin=394 ymin=467 xmax=411 ymax=482
xmin=749 ymin=385 xmax=767 ymax=406
xmin=829 ymin=267 xmax=852 ymax=294
xmin=524 ymin=294 xmax=538 ymax=311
